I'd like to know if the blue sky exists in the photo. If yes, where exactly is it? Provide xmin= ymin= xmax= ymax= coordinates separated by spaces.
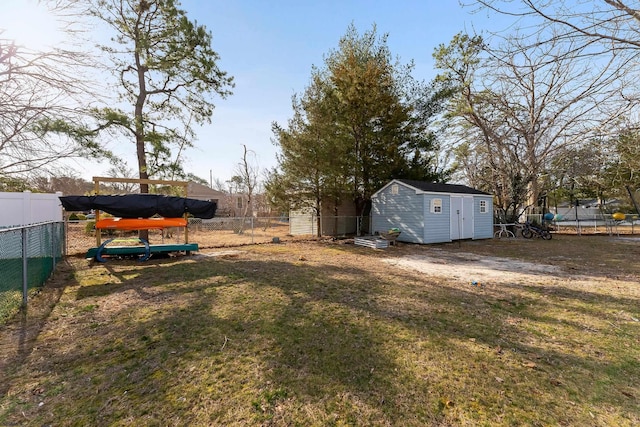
xmin=174 ymin=0 xmax=508 ymax=186
xmin=2 ymin=0 xmax=509 ymax=186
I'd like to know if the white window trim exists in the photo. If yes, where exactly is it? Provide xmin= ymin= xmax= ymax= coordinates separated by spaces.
xmin=391 ymin=184 xmax=399 ymax=195
xmin=479 ymin=200 xmax=487 ymax=213
xmin=431 ymin=198 xmax=442 ymax=214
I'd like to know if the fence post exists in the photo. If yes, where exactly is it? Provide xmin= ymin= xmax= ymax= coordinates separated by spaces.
xmin=22 ymin=227 xmax=28 ymax=307
xmin=51 ymin=222 xmax=56 ymax=270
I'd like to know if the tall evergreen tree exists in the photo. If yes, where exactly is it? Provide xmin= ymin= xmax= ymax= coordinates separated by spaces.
xmin=267 ymin=72 xmax=347 ymax=235
xmin=269 ymin=24 xmax=447 ymax=217
xmin=89 ymin=0 xmax=233 ymax=191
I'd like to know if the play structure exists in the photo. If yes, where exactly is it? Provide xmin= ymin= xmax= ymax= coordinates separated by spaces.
xmin=59 ymin=177 xmax=216 ymax=261
xmin=94 ymin=217 xmax=188 ymax=230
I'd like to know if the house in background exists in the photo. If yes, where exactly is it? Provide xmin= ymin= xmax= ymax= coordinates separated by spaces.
xmin=187 ymin=181 xmax=236 ymax=216
xmin=371 ymin=179 xmax=493 ymax=244
xmin=187 ymin=181 xmax=269 ymax=217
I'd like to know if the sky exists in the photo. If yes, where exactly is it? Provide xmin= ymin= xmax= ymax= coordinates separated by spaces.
xmin=2 ymin=0 xmax=509 ymax=187
xmin=178 ymin=0 xmax=500 ymax=186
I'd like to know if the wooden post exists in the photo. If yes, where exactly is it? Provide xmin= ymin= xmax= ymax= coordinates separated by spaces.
xmin=94 ymin=179 xmax=101 ymax=247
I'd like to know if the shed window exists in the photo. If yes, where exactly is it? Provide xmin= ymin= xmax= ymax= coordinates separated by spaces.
xmin=479 ymin=200 xmax=488 ymax=213
xmin=236 ymin=197 xmax=243 ymax=209
xmin=431 ymin=198 xmax=442 ymax=214
xmin=391 ymin=184 xmax=399 ymax=195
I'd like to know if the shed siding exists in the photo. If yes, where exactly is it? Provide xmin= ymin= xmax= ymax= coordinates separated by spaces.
xmin=473 ymin=196 xmax=494 ymax=239
xmin=289 ymin=208 xmax=316 ymax=235
xmin=320 ymin=201 xmax=358 ymax=236
xmin=372 ymin=179 xmax=494 ymax=245
xmin=372 ymin=184 xmax=424 ymax=244
xmin=423 ymin=195 xmax=452 ymax=243
xmin=320 ymin=216 xmax=358 ymax=236
xmin=289 ymin=200 xmax=358 ymax=236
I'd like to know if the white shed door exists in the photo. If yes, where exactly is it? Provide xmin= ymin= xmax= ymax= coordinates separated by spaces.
xmin=450 ymin=196 xmax=474 ymax=240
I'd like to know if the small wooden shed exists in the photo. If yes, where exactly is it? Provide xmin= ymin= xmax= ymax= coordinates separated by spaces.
xmin=371 ymin=179 xmax=493 ymax=244
xmin=289 ymin=199 xmax=358 ymax=236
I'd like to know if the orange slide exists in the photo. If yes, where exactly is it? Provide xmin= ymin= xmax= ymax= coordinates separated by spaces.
xmin=95 ymin=217 xmax=187 ymax=231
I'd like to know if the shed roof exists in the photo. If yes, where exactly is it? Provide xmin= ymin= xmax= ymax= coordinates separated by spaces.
xmin=392 ymin=179 xmax=491 ymax=196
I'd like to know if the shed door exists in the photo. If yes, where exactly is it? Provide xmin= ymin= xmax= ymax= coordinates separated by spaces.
xmin=450 ymin=196 xmax=474 ymax=240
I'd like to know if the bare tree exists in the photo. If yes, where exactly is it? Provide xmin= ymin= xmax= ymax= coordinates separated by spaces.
xmin=31 ymin=173 xmax=93 ymax=195
xmin=0 ymin=1 xmax=105 ymax=180
xmin=233 ymin=144 xmax=259 ymax=219
xmin=471 ymin=1 xmax=640 ymax=50
xmin=105 ymin=162 xmax=140 ymax=193
xmin=211 ymin=177 xmax=228 ymax=192
xmin=468 ymin=1 xmax=640 ymax=110
xmin=461 ymin=1 xmax=640 ymax=214
xmin=435 ymin=31 xmax=630 ymax=222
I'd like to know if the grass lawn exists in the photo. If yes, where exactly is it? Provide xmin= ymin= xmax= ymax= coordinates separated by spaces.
xmin=0 ymin=257 xmax=59 ymax=324
xmin=0 ymin=235 xmax=639 ymax=426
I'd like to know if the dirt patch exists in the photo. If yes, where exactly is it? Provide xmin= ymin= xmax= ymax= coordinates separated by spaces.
xmin=194 ymin=250 xmax=245 ymax=258
xmin=382 ymin=248 xmax=562 ymax=285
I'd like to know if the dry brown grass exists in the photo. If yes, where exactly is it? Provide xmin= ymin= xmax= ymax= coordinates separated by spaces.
xmin=1 ymin=235 xmax=639 ymax=426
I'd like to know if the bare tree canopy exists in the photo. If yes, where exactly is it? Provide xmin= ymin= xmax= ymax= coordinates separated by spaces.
xmin=0 ymin=1 xmax=106 ymax=179
xmin=233 ymin=144 xmax=260 ymax=218
xmin=472 ymin=1 xmax=640 ymax=49
xmin=434 ymin=27 xmax=634 ymax=221
xmin=460 ymin=0 xmax=640 ymax=214
xmin=469 ymin=1 xmax=640 ymax=105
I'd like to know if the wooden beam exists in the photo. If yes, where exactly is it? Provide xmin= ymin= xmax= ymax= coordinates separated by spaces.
xmin=92 ymin=176 xmax=189 ymax=187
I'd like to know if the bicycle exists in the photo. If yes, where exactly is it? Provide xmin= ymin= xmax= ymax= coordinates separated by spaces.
xmin=520 ymin=221 xmax=552 ymax=240
xmin=494 ymin=223 xmax=516 ymax=239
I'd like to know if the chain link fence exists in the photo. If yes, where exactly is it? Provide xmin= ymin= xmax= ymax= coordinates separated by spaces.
xmin=0 ymin=222 xmax=65 ymax=323
xmin=527 ymin=213 xmax=640 ymax=235
xmin=65 ymin=216 xmax=374 ymax=256
xmin=65 ymin=217 xmax=297 ymax=256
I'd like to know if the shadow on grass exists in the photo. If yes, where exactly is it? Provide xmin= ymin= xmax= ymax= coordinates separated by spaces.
xmin=4 ymin=248 xmax=638 ymax=425
xmin=0 ymin=259 xmax=77 ymax=398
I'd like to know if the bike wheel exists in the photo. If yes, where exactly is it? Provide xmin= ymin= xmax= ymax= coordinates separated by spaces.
xmin=521 ymin=228 xmax=533 ymax=239
xmin=541 ymin=230 xmax=552 ymax=240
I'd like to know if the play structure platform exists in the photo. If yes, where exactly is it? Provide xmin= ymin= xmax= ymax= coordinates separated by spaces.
xmin=86 ymin=240 xmax=198 ymax=262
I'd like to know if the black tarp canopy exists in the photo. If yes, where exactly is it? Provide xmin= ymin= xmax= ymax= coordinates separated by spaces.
xmin=59 ymin=194 xmax=217 ymax=219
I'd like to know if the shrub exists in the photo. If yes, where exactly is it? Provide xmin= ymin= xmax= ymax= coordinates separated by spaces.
xmin=85 ymin=221 xmax=96 ymax=235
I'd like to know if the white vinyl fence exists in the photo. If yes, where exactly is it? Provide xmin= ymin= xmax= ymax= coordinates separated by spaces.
xmin=0 ymin=191 xmax=63 ymax=227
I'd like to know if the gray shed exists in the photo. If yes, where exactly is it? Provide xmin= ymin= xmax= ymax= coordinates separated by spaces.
xmin=371 ymin=179 xmax=494 ymax=244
